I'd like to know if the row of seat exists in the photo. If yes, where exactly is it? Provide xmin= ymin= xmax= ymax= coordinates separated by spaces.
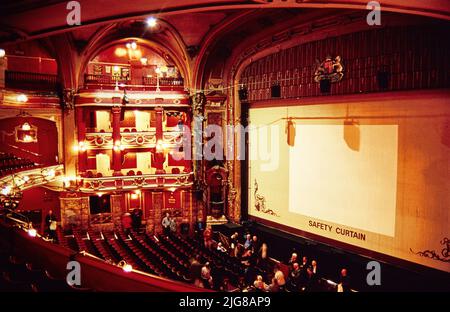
xmin=61 ymin=229 xmax=263 ymax=290
xmin=0 ymin=153 xmax=37 ymax=177
xmin=0 ymin=252 xmax=91 ymax=292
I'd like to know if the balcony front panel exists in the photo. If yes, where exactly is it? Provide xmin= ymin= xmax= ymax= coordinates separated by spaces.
xmin=78 ymin=172 xmax=193 ymax=193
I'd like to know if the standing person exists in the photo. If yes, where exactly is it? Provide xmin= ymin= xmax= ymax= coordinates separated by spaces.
xmin=201 ymin=262 xmax=213 ymax=289
xmin=45 ymin=210 xmax=57 ymax=241
xmin=230 ymin=232 xmax=239 ymax=257
xmin=161 ymin=212 xmax=171 ymax=235
xmin=169 ymin=216 xmax=177 ymax=233
xmin=244 ymin=234 xmax=252 ymax=250
xmin=338 ymin=268 xmax=351 ymax=292
xmin=274 ymin=265 xmax=286 ymax=292
xmin=203 ymin=225 xmax=212 ymax=249
xmin=131 ymin=208 xmax=142 ymax=232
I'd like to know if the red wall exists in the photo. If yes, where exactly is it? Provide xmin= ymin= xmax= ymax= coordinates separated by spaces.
xmin=7 ymin=56 xmax=58 ymax=74
xmin=19 ymin=187 xmax=61 ymax=231
xmin=0 ymin=117 xmax=58 ymax=165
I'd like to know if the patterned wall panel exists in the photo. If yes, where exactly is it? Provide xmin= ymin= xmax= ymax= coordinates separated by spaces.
xmin=240 ymin=25 xmax=450 ymax=101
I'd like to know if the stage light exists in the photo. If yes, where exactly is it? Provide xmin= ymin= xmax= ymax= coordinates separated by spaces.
xmin=123 ymin=264 xmax=133 ymax=272
xmin=118 ymin=260 xmax=133 ymax=272
xmin=28 ymin=228 xmax=37 ymax=237
xmin=23 ymin=176 xmax=30 ymax=182
xmin=130 ymin=42 xmax=137 ymax=50
xmin=140 ymin=57 xmax=148 ymax=65
xmin=146 ymin=17 xmax=157 ymax=28
xmin=0 ymin=48 xmax=5 ymax=58
xmin=17 ymin=94 xmax=28 ymax=103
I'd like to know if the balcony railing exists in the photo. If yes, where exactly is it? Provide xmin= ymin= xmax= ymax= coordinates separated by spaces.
xmin=5 ymin=70 xmax=60 ymax=92
xmin=84 ymin=130 xmax=183 ymax=149
xmin=83 ymin=74 xmax=184 ymax=90
xmin=78 ymin=172 xmax=193 ymax=193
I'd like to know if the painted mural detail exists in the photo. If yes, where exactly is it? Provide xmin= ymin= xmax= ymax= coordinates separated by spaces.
xmin=410 ymin=237 xmax=450 ymax=263
xmin=254 ymin=179 xmax=278 ymax=216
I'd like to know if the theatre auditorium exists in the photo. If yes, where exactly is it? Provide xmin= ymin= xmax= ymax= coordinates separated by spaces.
xmin=0 ymin=0 xmax=449 ymax=293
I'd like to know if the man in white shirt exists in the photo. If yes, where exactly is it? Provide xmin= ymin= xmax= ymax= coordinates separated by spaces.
xmin=161 ymin=212 xmax=171 ymax=235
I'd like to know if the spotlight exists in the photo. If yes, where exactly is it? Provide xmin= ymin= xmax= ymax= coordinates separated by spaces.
xmin=130 ymin=42 xmax=137 ymax=50
xmin=0 ymin=48 xmax=5 ymax=58
xmin=146 ymin=17 xmax=157 ymax=28
xmin=23 ymin=176 xmax=30 ymax=182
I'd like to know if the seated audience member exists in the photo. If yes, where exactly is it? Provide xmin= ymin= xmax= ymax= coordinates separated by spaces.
xmin=274 ymin=265 xmax=286 ymax=291
xmin=267 ymin=277 xmax=280 ymax=292
xmin=121 ymin=212 xmax=132 ymax=235
xmin=253 ymin=275 xmax=268 ymax=291
xmin=337 ymin=268 xmax=351 ymax=292
xmin=217 ymin=242 xmax=227 ymax=253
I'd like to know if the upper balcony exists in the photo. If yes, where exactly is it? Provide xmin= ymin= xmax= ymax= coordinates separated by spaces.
xmin=83 ymin=74 xmax=184 ymax=92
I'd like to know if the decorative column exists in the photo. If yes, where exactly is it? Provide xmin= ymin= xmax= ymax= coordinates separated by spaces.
xmin=154 ymin=107 xmax=165 ymax=174
xmin=112 ymin=106 xmax=122 ymax=175
xmin=183 ymin=112 xmax=192 ymax=173
xmin=76 ymin=107 xmax=87 ymax=174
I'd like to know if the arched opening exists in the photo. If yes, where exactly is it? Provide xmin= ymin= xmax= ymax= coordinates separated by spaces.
xmin=82 ymin=39 xmax=184 ymax=90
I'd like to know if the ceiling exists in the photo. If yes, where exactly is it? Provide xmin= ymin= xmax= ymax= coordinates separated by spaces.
xmin=0 ymin=0 xmax=449 ymax=45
